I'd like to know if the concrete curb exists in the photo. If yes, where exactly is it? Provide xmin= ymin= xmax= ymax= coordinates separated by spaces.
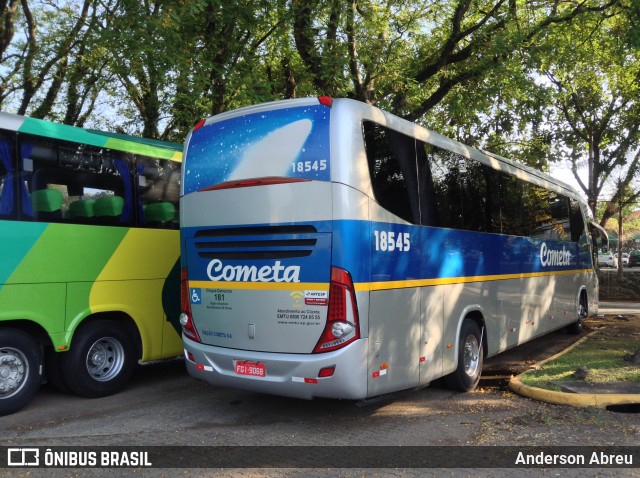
xmin=508 ymin=331 xmax=640 ymax=408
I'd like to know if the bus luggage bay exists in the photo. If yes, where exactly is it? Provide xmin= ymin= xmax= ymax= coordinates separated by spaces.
xmin=0 ymin=112 xmax=183 ymax=416
xmin=179 ymin=97 xmax=604 ymax=400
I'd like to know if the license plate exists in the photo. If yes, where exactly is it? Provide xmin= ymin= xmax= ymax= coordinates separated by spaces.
xmin=235 ymin=361 xmax=266 ymax=377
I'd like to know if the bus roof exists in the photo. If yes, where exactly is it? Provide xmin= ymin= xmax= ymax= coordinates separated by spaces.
xmin=0 ymin=111 xmax=182 ymax=162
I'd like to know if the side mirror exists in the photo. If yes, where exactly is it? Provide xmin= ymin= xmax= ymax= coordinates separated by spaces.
xmin=589 ymin=221 xmax=609 ymax=251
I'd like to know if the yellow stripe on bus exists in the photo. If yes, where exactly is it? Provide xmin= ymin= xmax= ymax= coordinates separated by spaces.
xmin=190 ymin=269 xmax=591 ymax=293
xmin=358 ymin=269 xmax=592 ymax=292
xmin=188 ymin=281 xmax=330 ymax=291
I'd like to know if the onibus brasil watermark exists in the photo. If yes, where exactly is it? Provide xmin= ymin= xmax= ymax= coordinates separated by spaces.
xmin=7 ymin=448 xmax=151 ymax=468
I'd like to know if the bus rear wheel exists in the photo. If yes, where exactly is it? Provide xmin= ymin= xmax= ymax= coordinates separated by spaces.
xmin=444 ymin=320 xmax=483 ymax=392
xmin=60 ymin=320 xmax=136 ymax=398
xmin=0 ymin=328 xmax=43 ymax=416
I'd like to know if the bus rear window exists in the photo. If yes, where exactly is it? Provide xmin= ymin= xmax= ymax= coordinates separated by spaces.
xmin=184 ymin=105 xmax=330 ymax=195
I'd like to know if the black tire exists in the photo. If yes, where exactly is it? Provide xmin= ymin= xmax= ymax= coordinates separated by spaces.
xmin=443 ymin=320 xmax=484 ymax=392
xmin=0 ymin=328 xmax=43 ymax=416
xmin=568 ymin=294 xmax=588 ymax=335
xmin=60 ymin=320 xmax=137 ymax=398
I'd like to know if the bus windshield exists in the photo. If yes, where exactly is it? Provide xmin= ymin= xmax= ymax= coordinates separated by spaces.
xmin=184 ymin=104 xmax=330 ymax=195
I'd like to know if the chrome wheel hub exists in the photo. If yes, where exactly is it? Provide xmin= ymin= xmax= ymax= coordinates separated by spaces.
xmin=0 ymin=349 xmax=27 ymax=396
xmin=85 ymin=337 xmax=125 ymax=382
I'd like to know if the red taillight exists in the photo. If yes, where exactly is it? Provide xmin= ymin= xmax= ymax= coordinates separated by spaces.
xmin=180 ymin=267 xmax=201 ymax=343
xmin=193 ymin=119 xmax=206 ymax=131
xmin=198 ymin=176 xmax=309 ymax=192
xmin=318 ymin=96 xmax=333 ymax=107
xmin=313 ymin=267 xmax=360 ymax=353
xmin=318 ymin=366 xmax=335 ymax=378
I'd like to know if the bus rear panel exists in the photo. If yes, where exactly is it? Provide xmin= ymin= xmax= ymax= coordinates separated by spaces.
xmin=181 ymin=98 xmax=372 ymax=399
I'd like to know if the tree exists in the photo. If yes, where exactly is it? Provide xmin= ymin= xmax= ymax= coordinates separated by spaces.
xmin=0 ymin=0 xmax=105 ymax=121
xmin=1 ymin=0 xmax=630 ymax=150
xmin=0 ymin=0 xmax=26 ymax=107
xmin=98 ymin=0 xmax=182 ymax=139
xmin=167 ymin=0 xmax=284 ymax=138
xmin=289 ymin=0 xmax=621 ymax=124
xmin=529 ymin=3 xmax=640 ymax=223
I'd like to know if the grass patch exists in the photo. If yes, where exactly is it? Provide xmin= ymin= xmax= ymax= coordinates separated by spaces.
xmin=518 ymin=330 xmax=640 ymax=391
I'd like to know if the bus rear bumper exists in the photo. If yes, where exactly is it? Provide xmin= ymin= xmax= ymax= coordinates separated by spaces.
xmin=183 ymin=336 xmax=369 ymax=400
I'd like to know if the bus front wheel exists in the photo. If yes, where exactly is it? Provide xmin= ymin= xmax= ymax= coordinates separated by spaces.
xmin=60 ymin=320 xmax=136 ymax=398
xmin=444 ymin=320 xmax=483 ymax=392
xmin=0 ymin=328 xmax=43 ymax=416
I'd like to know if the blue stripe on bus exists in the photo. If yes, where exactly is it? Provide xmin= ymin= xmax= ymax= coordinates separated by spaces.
xmin=182 ymin=220 xmax=592 ymax=286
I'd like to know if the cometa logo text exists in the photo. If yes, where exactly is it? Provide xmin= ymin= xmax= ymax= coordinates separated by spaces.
xmin=207 ymin=259 xmax=301 ymax=283
xmin=539 ymin=243 xmax=572 ymax=267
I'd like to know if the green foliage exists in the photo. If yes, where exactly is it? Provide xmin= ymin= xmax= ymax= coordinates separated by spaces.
xmin=519 ymin=328 xmax=640 ymax=390
xmin=1 ymin=0 xmax=637 ymax=224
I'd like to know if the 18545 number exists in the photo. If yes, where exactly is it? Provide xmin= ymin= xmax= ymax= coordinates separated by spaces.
xmin=374 ymin=230 xmax=410 ymax=252
xmin=291 ymin=160 xmax=327 ymax=173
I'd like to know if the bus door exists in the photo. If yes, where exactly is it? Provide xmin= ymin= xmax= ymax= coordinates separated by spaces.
xmin=367 ymin=220 xmax=422 ymax=397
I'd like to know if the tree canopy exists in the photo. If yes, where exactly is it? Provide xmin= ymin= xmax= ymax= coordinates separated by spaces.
xmin=1 ymin=0 xmax=638 ymax=221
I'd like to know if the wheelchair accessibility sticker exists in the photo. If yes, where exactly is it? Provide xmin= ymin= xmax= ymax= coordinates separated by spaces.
xmin=190 ymin=288 xmax=202 ymax=304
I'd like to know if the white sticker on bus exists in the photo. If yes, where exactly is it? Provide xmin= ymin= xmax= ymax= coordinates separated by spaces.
xmin=304 ymin=290 xmax=328 ymax=306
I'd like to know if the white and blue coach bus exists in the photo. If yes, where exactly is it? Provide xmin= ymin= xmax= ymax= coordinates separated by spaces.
xmin=179 ymin=97 xmax=605 ymax=400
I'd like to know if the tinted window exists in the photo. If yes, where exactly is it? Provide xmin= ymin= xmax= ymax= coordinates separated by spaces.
xmin=0 ymin=133 xmax=15 ymax=218
xmin=419 ymin=142 xmax=499 ymax=233
xmin=569 ymin=198 xmax=587 ymax=244
xmin=362 ymin=122 xmax=585 ymax=244
xmin=20 ymin=138 xmax=129 ymax=225
xmin=137 ymin=157 xmax=180 ymax=228
xmin=15 ymin=135 xmax=179 ymax=229
xmin=363 ymin=122 xmax=419 ymax=224
xmin=548 ymin=193 xmax=571 ymax=241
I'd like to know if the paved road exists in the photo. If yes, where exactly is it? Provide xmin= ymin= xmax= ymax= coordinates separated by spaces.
xmin=599 ymin=300 xmax=640 ymax=316
xmin=1 ymin=300 xmax=638 ymax=478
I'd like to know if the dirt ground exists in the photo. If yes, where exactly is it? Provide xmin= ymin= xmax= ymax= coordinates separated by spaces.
xmin=586 ymin=313 xmax=640 ymax=339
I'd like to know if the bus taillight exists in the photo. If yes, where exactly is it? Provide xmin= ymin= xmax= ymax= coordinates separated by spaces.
xmin=198 ymin=176 xmax=309 ymax=192
xmin=180 ymin=267 xmax=202 ymax=343
xmin=192 ymin=119 xmax=206 ymax=131
xmin=313 ymin=267 xmax=360 ymax=353
xmin=318 ymin=96 xmax=333 ymax=107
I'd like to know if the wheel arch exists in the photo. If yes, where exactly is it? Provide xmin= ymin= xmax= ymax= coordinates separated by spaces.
xmin=69 ymin=312 xmax=142 ymax=362
xmin=464 ymin=310 xmax=487 ymax=357
xmin=577 ymin=287 xmax=589 ymax=316
xmin=0 ymin=320 xmax=52 ymax=355
xmin=454 ymin=307 xmax=488 ymax=362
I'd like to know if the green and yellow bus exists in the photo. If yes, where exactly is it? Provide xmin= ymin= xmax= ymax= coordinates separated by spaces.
xmin=0 ymin=112 xmax=183 ymax=416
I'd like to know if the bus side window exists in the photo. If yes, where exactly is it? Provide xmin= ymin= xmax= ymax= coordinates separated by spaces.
xmin=416 ymin=141 xmax=440 ymax=227
xmin=136 ymin=157 xmax=180 ymax=229
xmin=549 ymin=193 xmax=571 ymax=241
xmin=0 ymin=135 xmax=16 ymax=219
xmin=362 ymin=121 xmax=420 ymax=224
xmin=418 ymin=142 xmax=499 ymax=233
xmin=569 ymin=198 xmax=588 ymax=245
xmin=497 ymin=173 xmax=526 ymax=236
xmin=19 ymin=138 xmax=130 ymax=225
